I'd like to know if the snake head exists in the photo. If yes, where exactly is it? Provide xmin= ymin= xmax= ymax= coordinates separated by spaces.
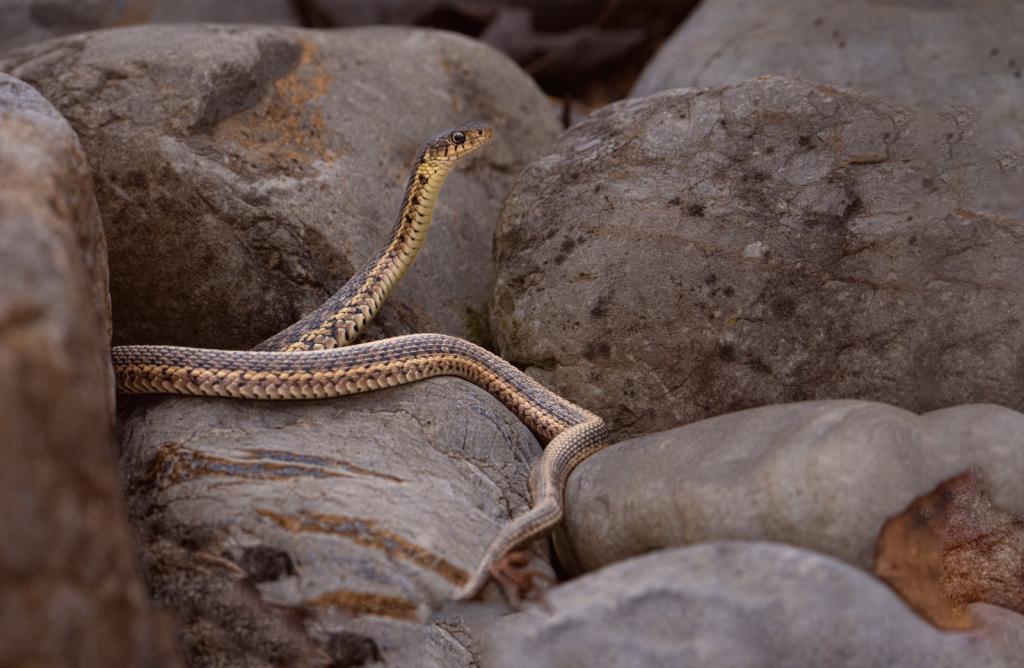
xmin=424 ymin=121 xmax=493 ymax=161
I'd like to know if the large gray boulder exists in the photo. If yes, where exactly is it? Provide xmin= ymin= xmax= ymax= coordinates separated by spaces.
xmin=0 ymin=73 xmax=180 ymax=667
xmin=0 ymin=24 xmax=559 ymax=350
xmin=481 ymin=542 xmax=1024 ymax=668
xmin=557 ymin=400 xmax=1024 ymax=577
xmin=631 ymin=0 xmax=1024 ymax=219
xmin=490 ymin=75 xmax=1024 ymax=442
xmin=119 ymin=378 xmax=544 ymax=667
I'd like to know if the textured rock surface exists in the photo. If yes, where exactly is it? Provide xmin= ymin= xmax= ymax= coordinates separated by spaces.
xmin=491 ymin=76 xmax=1024 ymax=442
xmin=556 ymin=400 xmax=1024 ymax=578
xmin=119 ymin=377 xmax=545 ymax=667
xmin=305 ymin=0 xmax=656 ymax=30
xmin=482 ymin=543 xmax=1020 ymax=668
xmin=138 ymin=0 xmax=302 ymax=26
xmin=0 ymin=0 xmax=131 ymax=52
xmin=0 ymin=0 xmax=303 ymax=52
xmin=631 ymin=0 xmax=1024 ymax=219
xmin=0 ymin=73 xmax=180 ymax=668
xmin=0 ymin=24 xmax=559 ymax=350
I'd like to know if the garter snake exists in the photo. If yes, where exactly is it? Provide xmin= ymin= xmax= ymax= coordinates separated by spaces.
xmin=112 ymin=122 xmax=611 ymax=600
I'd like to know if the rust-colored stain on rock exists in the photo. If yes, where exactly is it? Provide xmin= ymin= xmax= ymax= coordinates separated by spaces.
xmin=213 ymin=39 xmax=340 ymax=178
xmin=243 ymin=448 xmax=405 ymax=482
xmin=301 ymin=590 xmax=418 ymax=620
xmin=145 ymin=441 xmax=363 ymax=486
xmin=255 ymin=508 xmax=469 ymax=586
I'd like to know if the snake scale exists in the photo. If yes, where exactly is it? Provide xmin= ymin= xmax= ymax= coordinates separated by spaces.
xmin=112 ymin=122 xmax=611 ymax=601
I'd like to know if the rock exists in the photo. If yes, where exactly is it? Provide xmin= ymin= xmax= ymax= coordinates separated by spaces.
xmin=138 ymin=0 xmax=303 ymax=26
xmin=490 ymin=75 xmax=1024 ymax=442
xmin=118 ymin=377 xmax=546 ymax=666
xmin=303 ymin=0 xmax=658 ymax=31
xmin=0 ymin=0 xmax=131 ymax=52
xmin=0 ymin=1 xmax=306 ymax=53
xmin=967 ymin=603 xmax=1024 ymax=662
xmin=0 ymin=24 xmax=559 ymax=350
xmin=480 ymin=542 xmax=1022 ymax=668
xmin=631 ymin=0 xmax=1024 ymax=219
xmin=0 ymin=73 xmax=179 ymax=667
xmin=478 ymin=5 xmax=645 ymax=79
xmin=555 ymin=401 xmax=1024 ymax=578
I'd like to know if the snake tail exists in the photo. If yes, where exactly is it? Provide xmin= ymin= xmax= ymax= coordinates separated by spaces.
xmin=455 ymin=419 xmax=609 ymax=600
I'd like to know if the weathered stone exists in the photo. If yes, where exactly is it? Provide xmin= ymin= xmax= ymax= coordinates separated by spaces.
xmin=0 ymin=24 xmax=559 ymax=350
xmin=0 ymin=72 xmax=179 ymax=668
xmin=304 ymin=0 xmax=658 ymax=31
xmin=0 ymin=0 xmax=306 ymax=53
xmin=478 ymin=5 xmax=645 ymax=79
xmin=555 ymin=401 xmax=1024 ymax=579
xmin=140 ymin=0 xmax=302 ymax=26
xmin=490 ymin=76 xmax=1024 ymax=442
xmin=631 ymin=0 xmax=1024 ymax=219
xmin=118 ymin=377 xmax=546 ymax=666
xmin=481 ymin=543 xmax=1022 ymax=668
xmin=0 ymin=0 xmax=131 ymax=52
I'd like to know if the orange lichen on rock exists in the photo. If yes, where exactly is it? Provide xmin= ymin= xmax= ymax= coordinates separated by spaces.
xmin=254 ymin=508 xmax=469 ymax=586
xmin=213 ymin=39 xmax=340 ymax=178
xmin=301 ymin=590 xmax=418 ymax=620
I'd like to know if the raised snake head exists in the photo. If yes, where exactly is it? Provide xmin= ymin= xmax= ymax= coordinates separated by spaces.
xmin=423 ymin=121 xmax=493 ymax=163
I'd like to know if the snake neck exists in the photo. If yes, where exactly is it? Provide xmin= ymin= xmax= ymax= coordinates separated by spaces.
xmin=253 ymin=153 xmax=456 ymax=353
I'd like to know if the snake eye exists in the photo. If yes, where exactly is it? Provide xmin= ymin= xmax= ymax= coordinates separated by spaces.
xmin=451 ymin=131 xmax=466 ymax=145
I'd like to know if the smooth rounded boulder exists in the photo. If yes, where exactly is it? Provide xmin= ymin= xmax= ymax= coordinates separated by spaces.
xmin=556 ymin=400 xmax=1024 ymax=577
xmin=481 ymin=542 xmax=1023 ymax=668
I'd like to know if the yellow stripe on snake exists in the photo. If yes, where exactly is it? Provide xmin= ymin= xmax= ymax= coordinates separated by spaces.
xmin=112 ymin=122 xmax=611 ymax=601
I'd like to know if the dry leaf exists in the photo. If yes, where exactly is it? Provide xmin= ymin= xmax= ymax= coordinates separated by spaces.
xmin=875 ymin=469 xmax=1024 ymax=630
xmin=940 ymin=471 xmax=1024 ymax=615
xmin=873 ymin=472 xmax=974 ymax=629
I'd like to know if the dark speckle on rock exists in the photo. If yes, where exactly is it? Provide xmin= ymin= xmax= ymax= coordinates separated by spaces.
xmin=325 ymin=631 xmax=381 ymax=667
xmin=237 ymin=545 xmax=295 ymax=583
xmin=773 ymin=298 xmax=796 ymax=319
xmin=584 ymin=340 xmax=611 ymax=361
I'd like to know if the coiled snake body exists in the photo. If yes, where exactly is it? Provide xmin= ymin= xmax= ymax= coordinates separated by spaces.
xmin=112 ymin=122 xmax=610 ymax=600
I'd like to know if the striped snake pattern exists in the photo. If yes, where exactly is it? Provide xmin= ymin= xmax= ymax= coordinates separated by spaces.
xmin=112 ymin=122 xmax=611 ymax=601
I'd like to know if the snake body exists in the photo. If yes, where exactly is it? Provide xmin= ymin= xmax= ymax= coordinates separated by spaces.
xmin=112 ymin=122 xmax=611 ymax=600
